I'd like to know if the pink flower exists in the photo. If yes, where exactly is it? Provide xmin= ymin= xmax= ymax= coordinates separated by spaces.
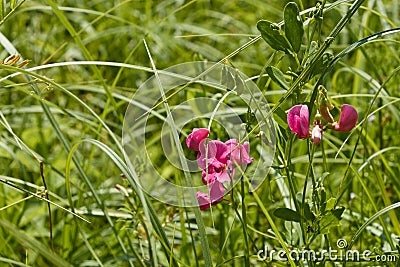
xmin=311 ymin=123 xmax=322 ymax=145
xmin=196 ymin=181 xmax=225 ymax=210
xmin=186 ymin=128 xmax=210 ymax=151
xmin=201 ymin=164 xmax=234 ymax=184
xmin=287 ymin=105 xmax=310 ymax=138
xmin=333 ymin=104 xmax=358 ymax=132
xmin=225 ymin=139 xmax=254 ymax=165
xmin=197 ymin=140 xmax=229 ymax=170
xmin=199 ymin=139 xmax=252 ymax=185
xmin=185 ymin=128 xmax=255 ymax=211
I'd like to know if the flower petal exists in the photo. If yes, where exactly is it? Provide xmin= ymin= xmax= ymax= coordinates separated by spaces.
xmin=216 ymin=166 xmax=234 ymax=183
xmin=299 ymin=105 xmax=310 ymax=138
xmin=226 ymin=139 xmax=253 ymax=165
xmin=196 ymin=192 xmax=211 ymax=210
xmin=201 ymin=168 xmax=217 ymax=184
xmin=186 ymin=128 xmax=210 ymax=151
xmin=287 ymin=105 xmax=302 ymax=134
xmin=197 ymin=140 xmax=228 ymax=170
xmin=196 ymin=181 xmax=225 ymax=210
xmin=287 ymin=104 xmax=310 ymax=138
xmin=209 ymin=181 xmax=225 ymax=203
xmin=334 ymin=104 xmax=358 ymax=132
xmin=213 ymin=140 xmax=230 ymax=164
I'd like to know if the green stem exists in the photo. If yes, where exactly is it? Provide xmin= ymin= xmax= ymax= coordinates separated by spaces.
xmin=241 ymin=178 xmax=250 ymax=267
xmin=243 ymin=176 xmax=297 ymax=267
xmin=276 ymin=0 xmax=366 ymax=116
xmin=144 ymin=40 xmax=212 ymax=266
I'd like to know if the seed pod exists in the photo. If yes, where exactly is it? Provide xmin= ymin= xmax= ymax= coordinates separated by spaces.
xmin=17 ymin=59 xmax=30 ymax=68
xmin=4 ymin=54 xmax=21 ymax=65
xmin=319 ymin=105 xmax=334 ymax=123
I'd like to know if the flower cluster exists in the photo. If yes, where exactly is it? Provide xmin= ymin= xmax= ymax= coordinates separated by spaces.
xmin=287 ymin=100 xmax=358 ymax=145
xmin=186 ymin=128 xmax=253 ymax=210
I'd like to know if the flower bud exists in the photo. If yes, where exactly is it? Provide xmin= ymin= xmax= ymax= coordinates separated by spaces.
xmin=311 ymin=124 xmax=322 ymax=145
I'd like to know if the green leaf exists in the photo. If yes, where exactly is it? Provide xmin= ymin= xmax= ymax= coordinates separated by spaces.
xmin=233 ymin=69 xmax=245 ymax=95
xmin=274 ymin=207 xmax=301 ymax=222
xmin=221 ymin=64 xmax=235 ymax=90
xmin=310 ymin=52 xmax=334 ymax=77
xmin=0 ymin=0 xmax=4 ymax=21
xmin=284 ymin=2 xmax=304 ymax=53
xmin=318 ymin=207 xmax=345 ymax=234
xmin=245 ymin=107 xmax=257 ymax=132
xmin=320 ymin=172 xmax=330 ymax=183
xmin=325 ymin=198 xmax=336 ymax=211
xmin=11 ymin=0 xmax=17 ymax=10
xmin=257 ymin=20 xmax=291 ymax=53
xmin=332 ymin=206 xmax=345 ymax=219
xmin=320 ymin=188 xmax=327 ymax=212
xmin=273 ymin=107 xmax=288 ymax=129
xmin=303 ymin=203 xmax=315 ymax=221
xmin=266 ymin=66 xmax=290 ymax=90
xmin=320 ymin=189 xmax=326 ymax=203
xmin=309 ymin=41 xmax=318 ymax=55
xmin=0 ymin=219 xmax=73 ymax=267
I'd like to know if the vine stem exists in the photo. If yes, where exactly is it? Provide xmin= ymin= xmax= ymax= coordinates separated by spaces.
xmin=277 ymin=0 xmax=367 ymax=116
xmin=239 ymin=0 xmax=367 ymax=144
xmin=40 ymin=161 xmax=54 ymax=252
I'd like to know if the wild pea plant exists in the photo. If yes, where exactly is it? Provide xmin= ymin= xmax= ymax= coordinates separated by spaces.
xmin=253 ymin=1 xmax=400 ymax=266
xmin=0 ymin=0 xmax=399 ymax=266
xmin=252 ymin=1 xmax=398 ymax=266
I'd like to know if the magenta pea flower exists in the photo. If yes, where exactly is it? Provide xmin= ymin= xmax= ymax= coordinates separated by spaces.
xmin=185 ymin=128 xmax=254 ymax=211
xmin=225 ymin=139 xmax=254 ymax=165
xmin=332 ymin=104 xmax=358 ymax=132
xmin=197 ymin=140 xmax=229 ymax=170
xmin=196 ymin=180 xmax=225 ymax=210
xmin=201 ymin=164 xmax=234 ymax=184
xmin=186 ymin=128 xmax=210 ymax=151
xmin=287 ymin=104 xmax=310 ymax=138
